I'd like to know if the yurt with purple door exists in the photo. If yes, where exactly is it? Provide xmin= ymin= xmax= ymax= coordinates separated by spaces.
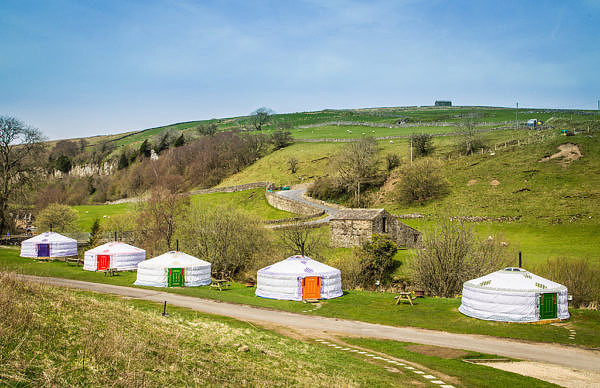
xmin=255 ymin=255 xmax=343 ymax=301
xmin=20 ymin=232 xmax=78 ymax=258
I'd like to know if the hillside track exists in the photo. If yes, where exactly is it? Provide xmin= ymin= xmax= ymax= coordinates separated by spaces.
xmin=17 ymin=274 xmax=600 ymax=373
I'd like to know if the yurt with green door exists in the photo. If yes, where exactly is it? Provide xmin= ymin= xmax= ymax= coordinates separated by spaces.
xmin=459 ymin=267 xmax=569 ymax=323
xmin=134 ymin=250 xmax=211 ymax=287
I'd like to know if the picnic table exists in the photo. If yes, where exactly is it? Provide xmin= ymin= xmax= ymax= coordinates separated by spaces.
xmin=394 ymin=292 xmax=415 ymax=306
xmin=103 ymin=268 xmax=120 ymax=277
xmin=210 ymin=279 xmax=231 ymax=291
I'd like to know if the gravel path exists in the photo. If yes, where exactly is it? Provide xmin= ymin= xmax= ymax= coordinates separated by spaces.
xmin=17 ymin=274 xmax=600 ymax=373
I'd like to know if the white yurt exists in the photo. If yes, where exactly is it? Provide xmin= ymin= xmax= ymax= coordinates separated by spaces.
xmin=20 ymin=232 xmax=78 ymax=258
xmin=134 ymin=251 xmax=211 ymax=287
xmin=255 ymin=255 xmax=343 ymax=301
xmin=459 ymin=267 xmax=569 ymax=323
xmin=83 ymin=242 xmax=145 ymax=271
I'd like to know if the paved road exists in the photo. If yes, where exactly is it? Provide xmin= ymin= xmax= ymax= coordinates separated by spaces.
xmin=19 ymin=274 xmax=600 ymax=372
xmin=275 ymin=188 xmax=340 ymax=224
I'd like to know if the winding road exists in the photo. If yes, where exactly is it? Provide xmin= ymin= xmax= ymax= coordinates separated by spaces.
xmin=18 ymin=274 xmax=600 ymax=373
xmin=274 ymin=188 xmax=341 ymax=224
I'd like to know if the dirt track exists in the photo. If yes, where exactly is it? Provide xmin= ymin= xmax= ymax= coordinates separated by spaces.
xmin=17 ymin=274 xmax=600 ymax=373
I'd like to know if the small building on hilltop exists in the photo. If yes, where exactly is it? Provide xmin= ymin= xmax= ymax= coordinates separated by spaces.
xmin=329 ymin=209 xmax=421 ymax=248
xmin=435 ymin=100 xmax=452 ymax=107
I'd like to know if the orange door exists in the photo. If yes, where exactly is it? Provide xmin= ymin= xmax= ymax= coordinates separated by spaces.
xmin=97 ymin=255 xmax=110 ymax=270
xmin=302 ymin=276 xmax=321 ymax=299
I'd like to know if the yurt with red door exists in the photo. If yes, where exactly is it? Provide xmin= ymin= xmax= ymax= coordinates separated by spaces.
xmin=83 ymin=241 xmax=146 ymax=271
xmin=255 ymin=255 xmax=343 ymax=301
xmin=20 ymin=232 xmax=78 ymax=258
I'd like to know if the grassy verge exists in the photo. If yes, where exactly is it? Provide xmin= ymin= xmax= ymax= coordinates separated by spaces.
xmin=340 ymin=338 xmax=557 ymax=388
xmin=0 ymin=272 xmax=405 ymax=387
xmin=2 ymin=247 xmax=598 ymax=348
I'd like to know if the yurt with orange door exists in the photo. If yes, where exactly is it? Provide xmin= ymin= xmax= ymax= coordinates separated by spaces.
xmin=20 ymin=232 xmax=78 ymax=258
xmin=83 ymin=242 xmax=146 ymax=271
xmin=255 ymin=255 xmax=343 ymax=301
xmin=134 ymin=251 xmax=211 ymax=287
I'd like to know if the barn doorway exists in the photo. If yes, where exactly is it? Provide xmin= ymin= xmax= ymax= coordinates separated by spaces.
xmin=540 ymin=293 xmax=557 ymax=320
xmin=302 ymin=276 xmax=321 ymax=299
xmin=168 ymin=268 xmax=184 ymax=287
xmin=97 ymin=255 xmax=110 ymax=270
xmin=37 ymin=244 xmax=50 ymax=257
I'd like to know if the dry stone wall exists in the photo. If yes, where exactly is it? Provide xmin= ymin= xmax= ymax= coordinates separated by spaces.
xmin=189 ymin=182 xmax=272 ymax=195
xmin=265 ymin=191 xmax=323 ymax=216
xmin=329 ymin=219 xmax=373 ymax=247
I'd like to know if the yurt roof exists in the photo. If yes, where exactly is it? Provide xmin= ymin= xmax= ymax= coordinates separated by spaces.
xmin=86 ymin=241 xmax=145 ymax=255
xmin=464 ymin=267 xmax=566 ymax=292
xmin=22 ymin=231 xmax=77 ymax=244
xmin=139 ymin=251 xmax=210 ymax=268
xmin=258 ymin=255 xmax=340 ymax=277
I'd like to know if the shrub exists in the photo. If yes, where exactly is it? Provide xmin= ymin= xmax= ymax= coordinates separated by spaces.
xmin=35 ymin=203 xmax=79 ymax=233
xmin=385 ymin=153 xmax=401 ymax=171
xmin=288 ymin=157 xmax=298 ymax=174
xmin=356 ymin=234 xmax=399 ymax=289
xmin=394 ymin=158 xmax=449 ymax=204
xmin=410 ymin=133 xmax=434 ymax=157
xmin=538 ymin=257 xmax=600 ymax=308
xmin=307 ymin=176 xmax=346 ymax=201
xmin=411 ymin=221 xmax=512 ymax=297
xmin=271 ymin=130 xmax=293 ymax=150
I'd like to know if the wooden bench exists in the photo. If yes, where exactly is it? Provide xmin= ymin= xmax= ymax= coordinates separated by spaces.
xmin=210 ymin=279 xmax=231 ymax=291
xmin=394 ymin=292 xmax=415 ymax=306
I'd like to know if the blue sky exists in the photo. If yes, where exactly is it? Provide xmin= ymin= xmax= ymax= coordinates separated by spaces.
xmin=1 ymin=0 xmax=599 ymax=139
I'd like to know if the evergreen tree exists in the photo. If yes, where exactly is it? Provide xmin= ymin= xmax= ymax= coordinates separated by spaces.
xmin=174 ymin=133 xmax=185 ymax=147
xmin=88 ymin=218 xmax=102 ymax=248
xmin=139 ymin=139 xmax=151 ymax=157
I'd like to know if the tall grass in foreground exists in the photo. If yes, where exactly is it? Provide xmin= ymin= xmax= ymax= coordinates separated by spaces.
xmin=0 ymin=272 xmax=380 ymax=387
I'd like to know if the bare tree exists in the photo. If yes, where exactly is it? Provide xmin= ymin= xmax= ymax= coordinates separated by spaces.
xmin=279 ymin=222 xmax=323 ymax=257
xmin=335 ymin=137 xmax=379 ymax=206
xmin=288 ymin=156 xmax=298 ymax=174
xmin=249 ymin=107 xmax=274 ymax=131
xmin=411 ymin=221 xmax=512 ymax=297
xmin=137 ymin=186 xmax=189 ymax=254
xmin=0 ymin=116 xmax=45 ymax=233
xmin=456 ymin=115 xmax=484 ymax=155
xmin=176 ymin=203 xmax=270 ymax=279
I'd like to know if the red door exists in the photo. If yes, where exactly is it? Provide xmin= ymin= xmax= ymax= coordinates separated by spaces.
xmin=97 ymin=255 xmax=110 ymax=270
xmin=302 ymin=277 xmax=321 ymax=299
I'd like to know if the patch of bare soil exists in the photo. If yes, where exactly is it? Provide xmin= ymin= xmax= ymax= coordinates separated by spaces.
xmin=405 ymin=344 xmax=469 ymax=359
xmin=375 ymin=173 xmax=401 ymax=204
xmin=539 ymin=143 xmax=582 ymax=166
xmin=467 ymin=179 xmax=478 ymax=186
xmin=479 ymin=361 xmax=600 ymax=388
xmin=490 ymin=179 xmax=500 ymax=186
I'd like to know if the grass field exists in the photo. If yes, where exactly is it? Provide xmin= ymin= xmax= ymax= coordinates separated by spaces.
xmin=0 ymin=271 xmax=555 ymax=387
xmin=2 ymin=247 xmax=598 ymax=348
xmin=72 ymin=189 xmax=294 ymax=232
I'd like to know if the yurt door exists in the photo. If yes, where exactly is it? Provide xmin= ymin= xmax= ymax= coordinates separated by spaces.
xmin=37 ymin=244 xmax=50 ymax=257
xmin=168 ymin=268 xmax=184 ymax=287
xmin=97 ymin=255 xmax=110 ymax=270
xmin=302 ymin=277 xmax=321 ymax=299
xmin=540 ymin=293 xmax=557 ymax=319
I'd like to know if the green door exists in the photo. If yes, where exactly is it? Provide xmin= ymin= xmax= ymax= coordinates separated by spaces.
xmin=540 ymin=293 xmax=557 ymax=320
xmin=168 ymin=268 xmax=184 ymax=287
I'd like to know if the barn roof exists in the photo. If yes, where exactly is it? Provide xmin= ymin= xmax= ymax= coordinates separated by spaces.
xmin=330 ymin=208 xmax=387 ymax=221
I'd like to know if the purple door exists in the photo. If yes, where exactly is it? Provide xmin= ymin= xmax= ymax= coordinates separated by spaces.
xmin=37 ymin=244 xmax=50 ymax=257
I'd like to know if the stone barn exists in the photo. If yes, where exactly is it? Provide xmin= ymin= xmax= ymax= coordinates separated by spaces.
xmin=329 ymin=209 xmax=421 ymax=248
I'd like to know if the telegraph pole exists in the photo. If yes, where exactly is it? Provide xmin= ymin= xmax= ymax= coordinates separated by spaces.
xmin=515 ymin=102 xmax=519 ymax=130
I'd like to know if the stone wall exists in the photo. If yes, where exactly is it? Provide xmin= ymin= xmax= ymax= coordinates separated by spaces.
xmin=329 ymin=219 xmax=373 ymax=248
xmin=265 ymin=191 xmax=323 ymax=216
xmin=388 ymin=218 xmax=422 ymax=248
xmin=190 ymin=182 xmax=272 ymax=195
